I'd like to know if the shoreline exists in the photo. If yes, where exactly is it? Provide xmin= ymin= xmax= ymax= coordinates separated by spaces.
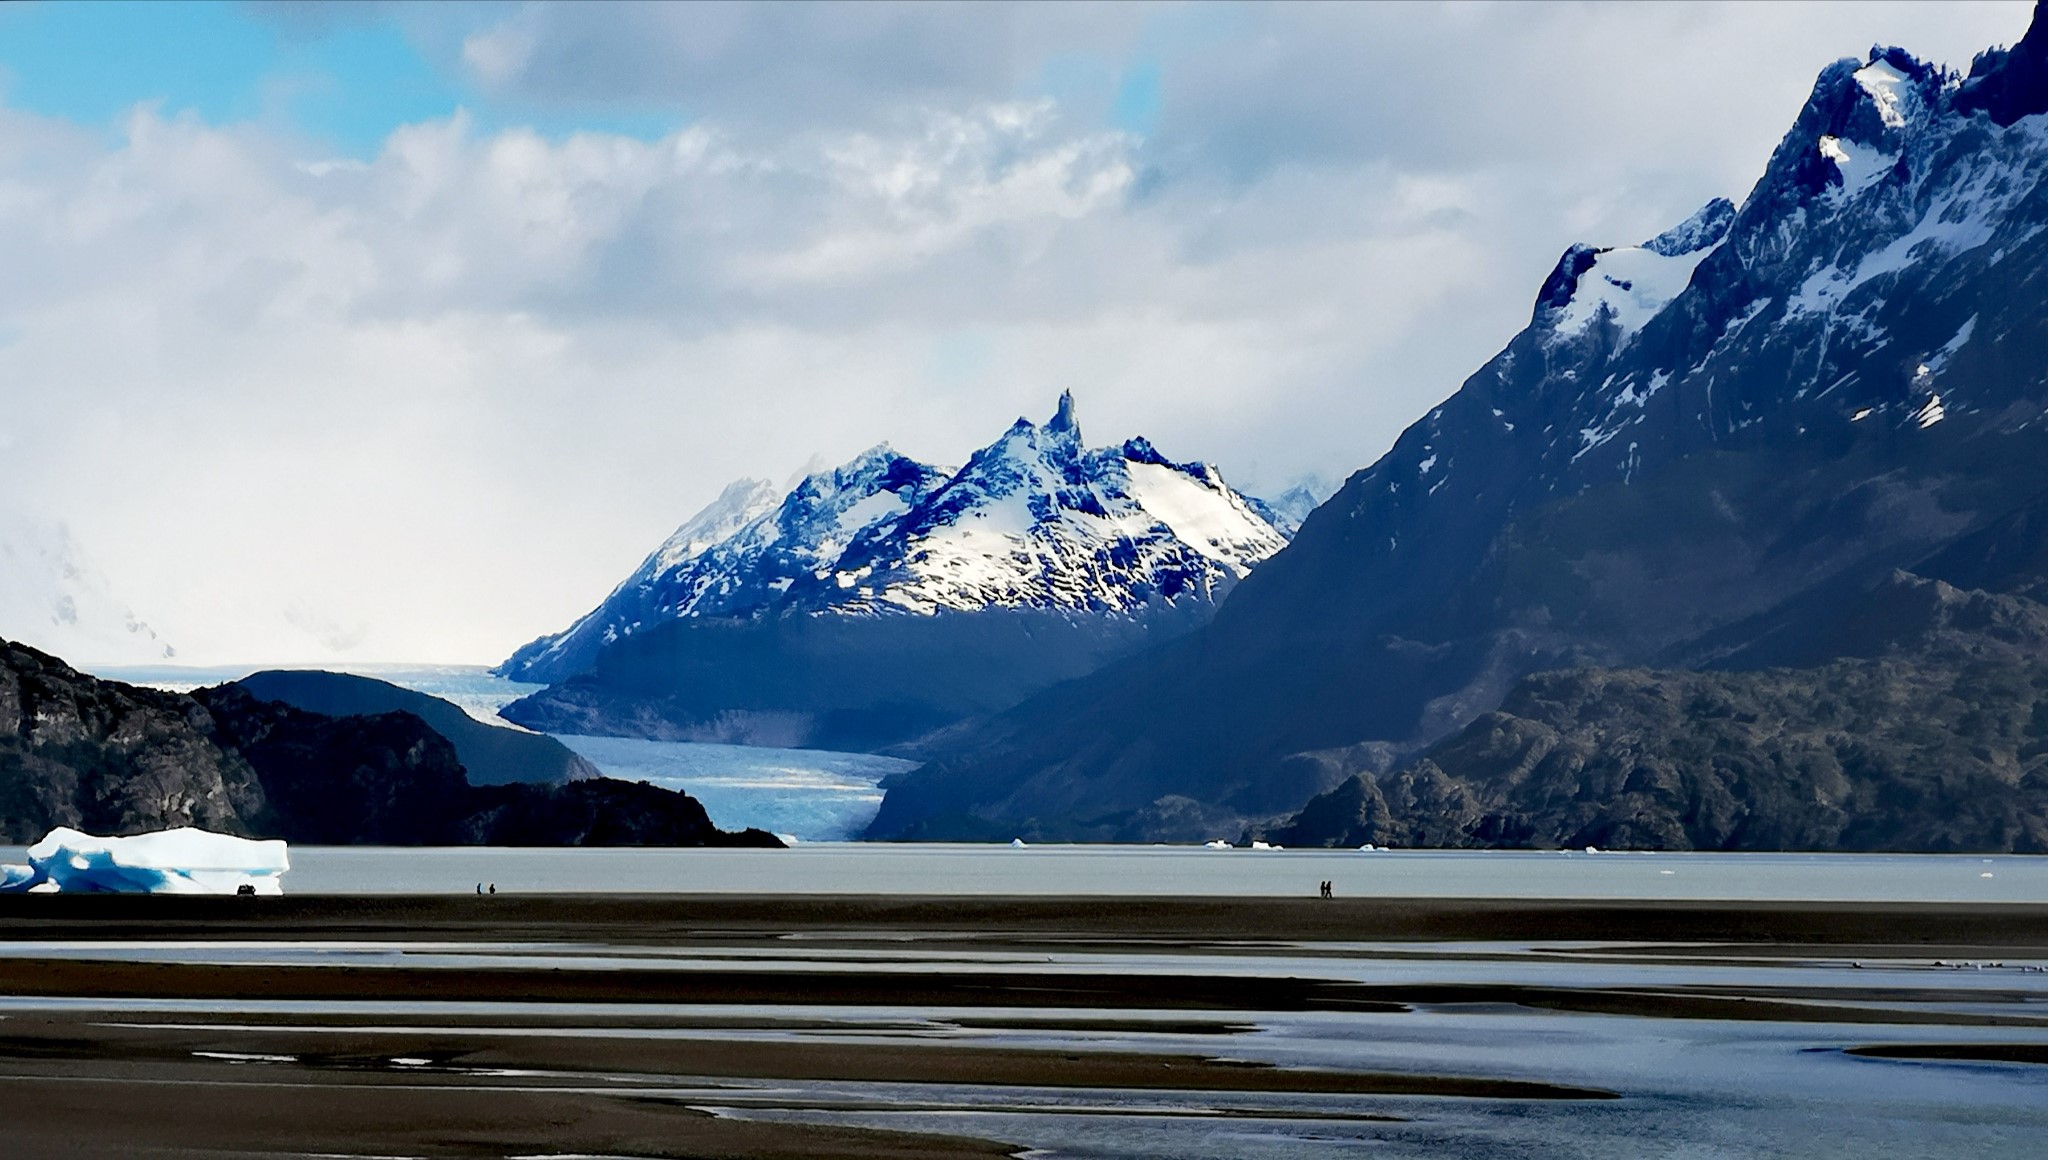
xmin=5 ymin=893 xmax=2048 ymax=947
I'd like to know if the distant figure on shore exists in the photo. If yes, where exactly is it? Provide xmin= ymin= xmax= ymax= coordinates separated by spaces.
xmin=1318 ymin=880 xmax=1332 ymax=899
xmin=488 ymin=882 xmax=497 ymax=895
xmin=475 ymin=883 xmax=483 ymax=895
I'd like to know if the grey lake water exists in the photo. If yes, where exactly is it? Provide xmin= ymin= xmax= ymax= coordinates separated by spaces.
xmin=235 ymin=844 xmax=2048 ymax=900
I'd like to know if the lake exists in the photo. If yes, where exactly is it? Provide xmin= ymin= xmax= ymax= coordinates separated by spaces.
xmin=96 ymin=843 xmax=2047 ymax=900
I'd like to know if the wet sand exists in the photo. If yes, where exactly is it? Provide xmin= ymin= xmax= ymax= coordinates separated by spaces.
xmin=7 ymin=893 xmax=2048 ymax=948
xmin=2 ymin=894 xmax=2044 ymax=1158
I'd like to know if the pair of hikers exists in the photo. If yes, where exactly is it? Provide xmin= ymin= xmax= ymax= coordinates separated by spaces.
xmin=1317 ymin=880 xmax=1333 ymax=899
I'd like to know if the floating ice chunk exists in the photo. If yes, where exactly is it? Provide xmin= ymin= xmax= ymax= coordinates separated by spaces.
xmin=1010 ymin=837 xmax=1028 ymax=848
xmin=1250 ymin=840 xmax=1283 ymax=851
xmin=0 ymin=864 xmax=35 ymax=891
xmin=5 ymin=827 xmax=289 ymax=895
xmin=1203 ymin=840 xmax=1232 ymax=850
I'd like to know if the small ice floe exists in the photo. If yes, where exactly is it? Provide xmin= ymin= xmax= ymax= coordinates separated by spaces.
xmin=1250 ymin=841 xmax=1283 ymax=850
xmin=1203 ymin=840 xmax=1233 ymax=850
xmin=1981 ymin=872 xmax=1995 ymax=878
xmin=193 ymin=1051 xmax=298 ymax=1064
xmin=1010 ymin=837 xmax=1028 ymax=848
xmin=1358 ymin=843 xmax=1378 ymax=852
xmin=1584 ymin=846 xmax=1600 ymax=854
xmin=0 ymin=827 xmax=289 ymax=895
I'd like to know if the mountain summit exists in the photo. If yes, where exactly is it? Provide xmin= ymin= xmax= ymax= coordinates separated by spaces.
xmin=869 ymin=5 xmax=2048 ymax=842
xmin=500 ymin=396 xmax=1290 ymax=750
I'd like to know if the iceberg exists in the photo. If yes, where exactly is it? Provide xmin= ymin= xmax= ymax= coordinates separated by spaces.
xmin=2 ymin=827 xmax=289 ymax=895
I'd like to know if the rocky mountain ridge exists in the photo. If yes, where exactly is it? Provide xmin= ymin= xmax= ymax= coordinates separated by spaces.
xmin=502 ymin=392 xmax=1289 ymax=686
xmin=867 ymin=4 xmax=2048 ymax=843
xmin=499 ymin=395 xmax=1295 ymax=751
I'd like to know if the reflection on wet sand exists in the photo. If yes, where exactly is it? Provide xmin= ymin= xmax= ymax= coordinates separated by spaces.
xmin=1 ymin=895 xmax=2046 ymax=1158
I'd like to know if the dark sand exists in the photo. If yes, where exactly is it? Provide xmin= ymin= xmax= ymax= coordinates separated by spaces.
xmin=7 ymin=893 xmax=2048 ymax=948
xmin=1846 ymin=1043 xmax=2048 ymax=1064
xmin=1 ymin=894 xmax=2043 ymax=1158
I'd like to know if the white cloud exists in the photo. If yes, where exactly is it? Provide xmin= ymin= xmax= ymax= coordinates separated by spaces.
xmin=0 ymin=1 xmax=2034 ymax=666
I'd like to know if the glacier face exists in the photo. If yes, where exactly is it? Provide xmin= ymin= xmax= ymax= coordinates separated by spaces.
xmin=503 ymin=392 xmax=1292 ymax=683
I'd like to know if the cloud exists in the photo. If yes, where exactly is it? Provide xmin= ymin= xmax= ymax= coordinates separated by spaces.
xmin=458 ymin=1 xmax=1151 ymax=128
xmin=0 ymin=1 xmax=2033 ymax=666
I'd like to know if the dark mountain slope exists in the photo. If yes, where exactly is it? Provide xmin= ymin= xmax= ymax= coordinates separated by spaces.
xmin=236 ymin=669 xmax=599 ymax=785
xmin=871 ymin=6 xmax=2048 ymax=842
xmin=1268 ymin=573 xmax=2048 ymax=853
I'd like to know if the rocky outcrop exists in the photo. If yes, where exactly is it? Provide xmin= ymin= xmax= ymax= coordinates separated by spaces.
xmin=0 ymin=640 xmax=778 ymax=847
xmin=1266 ymin=575 xmax=2048 ymax=853
xmin=0 ymin=640 xmax=265 ymax=843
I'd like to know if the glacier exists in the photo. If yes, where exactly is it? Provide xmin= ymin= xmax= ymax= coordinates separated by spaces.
xmin=551 ymin=734 xmax=912 ymax=841
xmin=1 ymin=827 xmax=289 ymax=895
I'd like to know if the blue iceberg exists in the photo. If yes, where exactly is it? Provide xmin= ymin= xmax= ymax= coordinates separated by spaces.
xmin=1 ymin=827 xmax=290 ymax=895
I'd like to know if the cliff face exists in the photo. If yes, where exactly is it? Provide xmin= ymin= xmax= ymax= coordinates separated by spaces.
xmin=0 ymin=640 xmax=778 ymax=848
xmin=0 ymin=641 xmax=266 ymax=843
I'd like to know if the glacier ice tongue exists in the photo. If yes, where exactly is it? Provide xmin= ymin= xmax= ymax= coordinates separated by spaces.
xmin=4 ymin=827 xmax=289 ymax=895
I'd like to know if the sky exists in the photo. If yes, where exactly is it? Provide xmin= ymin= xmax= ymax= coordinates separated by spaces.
xmin=0 ymin=0 xmax=2034 ymax=667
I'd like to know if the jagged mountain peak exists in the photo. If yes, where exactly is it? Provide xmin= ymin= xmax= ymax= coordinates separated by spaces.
xmin=500 ymin=396 xmax=1291 ymax=682
xmin=1046 ymin=389 xmax=1081 ymax=437
xmin=1956 ymin=0 xmax=2048 ymax=126
xmin=650 ymin=477 xmax=779 ymax=573
xmin=1642 ymin=198 xmax=1736 ymax=258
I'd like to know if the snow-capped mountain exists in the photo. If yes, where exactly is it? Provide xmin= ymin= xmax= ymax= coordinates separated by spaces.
xmin=869 ymin=5 xmax=2048 ymax=840
xmin=0 ymin=515 xmax=175 ymax=666
xmin=502 ymin=392 xmax=1289 ymax=685
xmin=1246 ymin=478 xmax=1334 ymax=537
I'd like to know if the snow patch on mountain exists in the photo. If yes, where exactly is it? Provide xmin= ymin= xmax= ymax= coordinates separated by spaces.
xmin=649 ymin=478 xmax=779 ymax=574
xmin=1545 ymin=199 xmax=1735 ymax=345
xmin=0 ymin=515 xmax=174 ymax=666
xmin=502 ymin=393 xmax=1291 ymax=682
xmin=1854 ymin=57 xmax=1920 ymax=129
xmin=1249 ymin=477 xmax=1335 ymax=535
